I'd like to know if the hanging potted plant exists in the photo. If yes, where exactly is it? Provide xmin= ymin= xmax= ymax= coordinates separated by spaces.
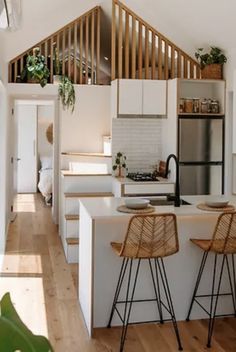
xmin=58 ymin=75 xmax=76 ymax=113
xmin=21 ymin=47 xmax=50 ymax=87
xmin=195 ymin=46 xmax=227 ymax=80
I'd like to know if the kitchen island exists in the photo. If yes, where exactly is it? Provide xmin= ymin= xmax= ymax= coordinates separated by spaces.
xmin=79 ymin=196 xmax=236 ymax=336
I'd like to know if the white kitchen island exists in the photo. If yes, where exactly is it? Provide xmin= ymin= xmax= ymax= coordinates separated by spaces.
xmin=79 ymin=196 xmax=236 ymax=336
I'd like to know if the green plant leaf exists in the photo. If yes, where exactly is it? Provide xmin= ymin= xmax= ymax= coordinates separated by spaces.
xmin=112 ymin=165 xmax=117 ymax=170
xmin=0 ymin=293 xmax=54 ymax=352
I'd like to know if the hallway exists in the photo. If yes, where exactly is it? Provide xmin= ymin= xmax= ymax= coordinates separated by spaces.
xmin=1 ymin=194 xmax=236 ymax=351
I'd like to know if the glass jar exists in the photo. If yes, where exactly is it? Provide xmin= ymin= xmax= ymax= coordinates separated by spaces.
xmin=193 ymin=98 xmax=200 ymax=113
xmin=207 ymin=99 xmax=212 ymax=113
xmin=184 ymin=98 xmax=193 ymax=113
xmin=179 ymin=98 xmax=185 ymax=113
xmin=211 ymin=99 xmax=220 ymax=114
xmin=201 ymin=99 xmax=208 ymax=114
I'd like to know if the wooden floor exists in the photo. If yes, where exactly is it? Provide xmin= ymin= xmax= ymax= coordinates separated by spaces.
xmin=1 ymin=193 xmax=236 ymax=351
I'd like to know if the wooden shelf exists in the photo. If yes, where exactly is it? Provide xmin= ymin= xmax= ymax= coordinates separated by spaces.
xmin=178 ymin=113 xmax=224 ymax=117
xmin=65 ymin=215 xmax=80 ymax=221
xmin=66 ymin=237 xmax=79 ymax=245
xmin=61 ymin=152 xmax=112 ymax=158
xmin=61 ymin=170 xmax=112 ymax=176
xmin=64 ymin=192 xmax=114 ymax=198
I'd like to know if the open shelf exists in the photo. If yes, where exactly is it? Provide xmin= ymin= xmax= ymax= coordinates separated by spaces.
xmin=61 ymin=152 xmax=111 ymax=158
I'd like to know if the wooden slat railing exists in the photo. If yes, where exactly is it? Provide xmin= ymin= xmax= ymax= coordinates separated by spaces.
xmin=8 ymin=6 xmax=101 ymax=85
xmin=112 ymin=0 xmax=200 ymax=80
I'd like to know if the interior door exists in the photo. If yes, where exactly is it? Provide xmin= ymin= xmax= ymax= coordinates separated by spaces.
xmin=17 ymin=104 xmax=38 ymax=193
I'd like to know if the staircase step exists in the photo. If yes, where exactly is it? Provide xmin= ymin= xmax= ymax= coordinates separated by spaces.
xmin=61 ymin=170 xmax=112 ymax=176
xmin=65 ymin=214 xmax=80 ymax=221
xmin=64 ymin=192 xmax=114 ymax=198
xmin=66 ymin=237 xmax=79 ymax=245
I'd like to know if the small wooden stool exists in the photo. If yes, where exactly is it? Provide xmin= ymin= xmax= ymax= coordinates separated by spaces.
xmin=107 ymin=213 xmax=183 ymax=352
xmin=186 ymin=211 xmax=236 ymax=348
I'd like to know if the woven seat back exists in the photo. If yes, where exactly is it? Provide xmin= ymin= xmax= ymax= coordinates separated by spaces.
xmin=211 ymin=212 xmax=236 ymax=254
xmin=120 ymin=213 xmax=179 ymax=258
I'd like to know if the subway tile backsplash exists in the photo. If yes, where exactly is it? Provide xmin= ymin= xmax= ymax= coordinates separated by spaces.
xmin=112 ymin=118 xmax=162 ymax=173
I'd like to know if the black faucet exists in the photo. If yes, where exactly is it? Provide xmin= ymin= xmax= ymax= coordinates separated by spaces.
xmin=164 ymin=154 xmax=180 ymax=207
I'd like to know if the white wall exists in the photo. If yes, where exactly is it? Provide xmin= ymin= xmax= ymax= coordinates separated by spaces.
xmin=112 ymin=118 xmax=162 ymax=173
xmin=60 ymin=85 xmax=111 ymax=154
xmin=37 ymin=105 xmax=53 ymax=159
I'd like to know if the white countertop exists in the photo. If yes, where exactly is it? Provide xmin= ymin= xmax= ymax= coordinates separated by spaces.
xmin=80 ymin=195 xmax=236 ymax=220
xmin=113 ymin=176 xmax=174 ymax=185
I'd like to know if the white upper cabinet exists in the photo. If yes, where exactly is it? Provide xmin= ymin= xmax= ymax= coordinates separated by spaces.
xmin=111 ymin=79 xmax=167 ymax=118
xmin=119 ymin=79 xmax=143 ymax=115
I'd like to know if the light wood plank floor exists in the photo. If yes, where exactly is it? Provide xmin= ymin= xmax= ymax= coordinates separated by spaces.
xmin=1 ymin=193 xmax=236 ymax=351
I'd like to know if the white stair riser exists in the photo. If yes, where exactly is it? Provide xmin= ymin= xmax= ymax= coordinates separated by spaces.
xmin=65 ymin=219 xmax=79 ymax=238
xmin=62 ymin=238 xmax=79 ymax=264
xmin=63 ymin=175 xmax=112 ymax=193
xmin=65 ymin=198 xmax=80 ymax=215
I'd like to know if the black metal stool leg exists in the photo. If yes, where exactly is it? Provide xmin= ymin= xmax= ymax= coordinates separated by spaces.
xmin=149 ymin=259 xmax=163 ymax=324
xmin=107 ymin=257 xmax=129 ymax=328
xmin=120 ymin=259 xmax=141 ymax=352
xmin=207 ymin=255 xmax=225 ymax=348
xmin=226 ymin=255 xmax=236 ymax=316
xmin=231 ymin=254 xmax=236 ymax=317
xmin=158 ymin=258 xmax=183 ymax=351
xmin=155 ymin=259 xmax=164 ymax=324
xmin=186 ymin=251 xmax=208 ymax=321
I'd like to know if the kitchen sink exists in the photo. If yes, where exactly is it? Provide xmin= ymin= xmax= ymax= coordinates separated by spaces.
xmin=148 ymin=197 xmax=191 ymax=206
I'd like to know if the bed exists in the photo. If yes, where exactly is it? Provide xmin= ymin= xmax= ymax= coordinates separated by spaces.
xmin=38 ymin=156 xmax=53 ymax=205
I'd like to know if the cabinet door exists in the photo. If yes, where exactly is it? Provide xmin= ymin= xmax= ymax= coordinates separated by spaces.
xmin=142 ymin=80 xmax=167 ymax=115
xmin=119 ymin=79 xmax=143 ymax=115
xmin=111 ymin=80 xmax=118 ymax=118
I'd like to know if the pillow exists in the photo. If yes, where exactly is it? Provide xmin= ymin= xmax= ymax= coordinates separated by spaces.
xmin=40 ymin=156 xmax=52 ymax=170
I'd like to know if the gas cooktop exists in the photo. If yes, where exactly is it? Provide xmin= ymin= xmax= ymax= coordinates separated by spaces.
xmin=127 ymin=172 xmax=159 ymax=182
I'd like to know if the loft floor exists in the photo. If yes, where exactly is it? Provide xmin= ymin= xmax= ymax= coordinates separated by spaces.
xmin=1 ymin=193 xmax=236 ymax=351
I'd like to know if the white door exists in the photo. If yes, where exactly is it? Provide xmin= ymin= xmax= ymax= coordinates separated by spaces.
xmin=17 ymin=104 xmax=38 ymax=193
xmin=142 ymin=80 xmax=167 ymax=115
xmin=119 ymin=79 xmax=143 ymax=115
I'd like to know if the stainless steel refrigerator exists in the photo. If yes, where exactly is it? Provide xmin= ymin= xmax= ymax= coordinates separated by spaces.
xmin=178 ymin=117 xmax=224 ymax=195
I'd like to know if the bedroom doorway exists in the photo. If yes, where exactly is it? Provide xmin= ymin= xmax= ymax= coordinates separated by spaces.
xmin=12 ymin=98 xmax=58 ymax=221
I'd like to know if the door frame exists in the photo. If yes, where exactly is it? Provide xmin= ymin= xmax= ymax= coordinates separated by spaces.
xmin=9 ymin=95 xmax=60 ymax=224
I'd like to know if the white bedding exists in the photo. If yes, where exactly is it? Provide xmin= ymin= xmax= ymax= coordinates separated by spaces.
xmin=38 ymin=168 xmax=52 ymax=198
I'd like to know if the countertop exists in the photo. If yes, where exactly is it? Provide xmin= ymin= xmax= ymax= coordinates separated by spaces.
xmin=80 ymin=195 xmax=236 ymax=220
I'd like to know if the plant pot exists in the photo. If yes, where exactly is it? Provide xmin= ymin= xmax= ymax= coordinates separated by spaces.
xmin=201 ymin=64 xmax=223 ymax=80
xmin=27 ymin=77 xmax=41 ymax=84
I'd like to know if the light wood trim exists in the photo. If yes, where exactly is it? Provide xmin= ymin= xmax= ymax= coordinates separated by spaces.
xmin=61 ymin=170 xmax=112 ymax=177
xmin=177 ymin=51 xmax=181 ymax=78
xmin=96 ymin=8 xmax=100 ymax=84
xmin=61 ymin=152 xmax=112 ymax=158
xmin=184 ymin=57 xmax=188 ymax=78
xmin=50 ymin=37 xmax=53 ymax=83
xmin=64 ymin=192 xmax=114 ymax=198
xmin=145 ymin=27 xmax=149 ymax=79
xmin=14 ymin=61 xmax=17 ymax=82
xmin=68 ymin=27 xmax=72 ymax=79
xmin=91 ymin=12 xmax=95 ymax=84
xmin=164 ymin=41 xmax=169 ymax=80
xmin=118 ymin=6 xmax=123 ymax=78
xmin=138 ymin=21 xmax=142 ymax=79
xmin=131 ymin=16 xmax=136 ymax=79
xmin=9 ymin=6 xmax=100 ymax=64
xmin=158 ymin=36 xmax=162 ymax=79
xmin=66 ymin=237 xmax=79 ymax=245
xmin=20 ymin=57 xmax=24 ymax=72
xmin=85 ymin=15 xmax=89 ymax=84
xmin=45 ymin=40 xmax=48 ymax=70
xmin=65 ymin=214 xmax=80 ymax=221
xmin=171 ymin=46 xmax=175 ymax=79
xmin=151 ymin=33 xmax=156 ymax=79
xmin=79 ymin=18 xmax=83 ymax=84
xmin=74 ymin=22 xmax=77 ymax=84
xmin=125 ymin=11 xmax=129 ymax=78
xmin=62 ymin=30 xmax=65 ymax=75
xmin=190 ymin=61 xmax=194 ymax=78
xmin=111 ymin=1 xmax=116 ymax=80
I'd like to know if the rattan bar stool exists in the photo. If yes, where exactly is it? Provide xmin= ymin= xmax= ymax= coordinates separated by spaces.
xmin=107 ymin=213 xmax=183 ymax=352
xmin=186 ymin=211 xmax=236 ymax=348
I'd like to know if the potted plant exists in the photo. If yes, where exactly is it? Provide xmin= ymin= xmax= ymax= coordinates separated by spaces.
xmin=195 ymin=46 xmax=227 ymax=80
xmin=58 ymin=75 xmax=76 ymax=113
xmin=21 ymin=47 xmax=50 ymax=87
xmin=53 ymin=47 xmax=62 ymax=84
xmin=112 ymin=152 xmax=127 ymax=177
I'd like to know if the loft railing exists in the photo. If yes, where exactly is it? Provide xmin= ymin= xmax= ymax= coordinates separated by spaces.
xmin=112 ymin=0 xmax=200 ymax=81
xmin=8 ymin=6 xmax=101 ymax=85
